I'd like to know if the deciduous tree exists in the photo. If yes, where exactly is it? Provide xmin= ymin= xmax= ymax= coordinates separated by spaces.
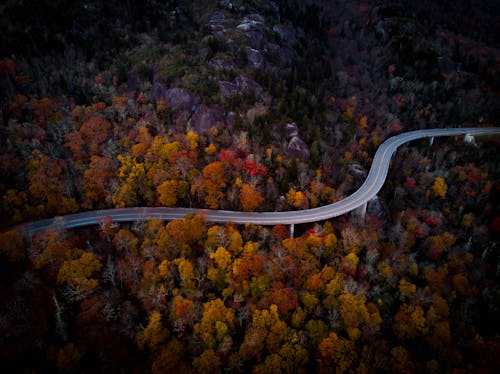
xmin=239 ymin=183 xmax=264 ymax=212
xmin=194 ymin=298 xmax=235 ymax=350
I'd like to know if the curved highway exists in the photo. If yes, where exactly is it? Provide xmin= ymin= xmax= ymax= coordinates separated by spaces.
xmin=12 ymin=127 xmax=500 ymax=235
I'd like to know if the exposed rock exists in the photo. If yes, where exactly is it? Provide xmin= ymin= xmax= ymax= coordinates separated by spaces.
xmin=235 ymin=75 xmax=264 ymax=97
xmin=218 ymin=81 xmax=239 ymax=99
xmin=218 ymin=74 xmax=264 ymax=100
xmin=153 ymin=86 xmax=200 ymax=130
xmin=347 ymin=163 xmax=367 ymax=177
xmin=237 ymin=15 xmax=265 ymax=32
xmin=246 ymin=47 xmax=264 ymax=68
xmin=188 ymin=104 xmax=226 ymax=134
xmin=287 ymin=136 xmax=310 ymax=160
xmin=273 ymin=24 xmax=297 ymax=46
xmin=237 ymin=14 xmax=267 ymax=48
xmin=207 ymin=11 xmax=236 ymax=34
xmin=210 ymin=57 xmax=237 ymax=72
xmin=244 ymin=30 xmax=266 ymax=49
xmin=164 ymin=88 xmax=200 ymax=113
xmin=285 ymin=122 xmax=298 ymax=138
xmin=218 ymin=0 xmax=235 ymax=11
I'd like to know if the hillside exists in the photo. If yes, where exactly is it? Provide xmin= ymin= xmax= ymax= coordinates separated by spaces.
xmin=1 ymin=1 xmax=499 ymax=372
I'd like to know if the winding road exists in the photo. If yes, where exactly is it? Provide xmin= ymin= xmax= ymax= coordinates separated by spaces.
xmin=12 ymin=127 xmax=500 ymax=235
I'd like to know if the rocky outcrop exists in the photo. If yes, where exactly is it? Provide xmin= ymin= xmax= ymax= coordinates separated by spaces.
xmin=152 ymin=84 xmax=200 ymax=112
xmin=164 ymin=88 xmax=200 ymax=113
xmin=287 ymin=136 xmax=310 ymax=160
xmin=246 ymin=47 xmax=264 ymax=69
xmin=152 ymin=84 xmax=201 ymax=129
xmin=285 ymin=122 xmax=299 ymax=138
xmin=210 ymin=56 xmax=237 ymax=72
xmin=218 ymin=75 xmax=264 ymax=100
xmin=188 ymin=104 xmax=226 ymax=134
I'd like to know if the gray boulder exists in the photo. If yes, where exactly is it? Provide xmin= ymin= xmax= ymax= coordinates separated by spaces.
xmin=188 ymin=104 xmax=226 ymax=134
xmin=236 ymin=75 xmax=264 ymax=97
xmin=246 ymin=47 xmax=264 ymax=68
xmin=285 ymin=122 xmax=298 ymax=138
xmin=287 ymin=136 xmax=310 ymax=160
xmin=210 ymin=57 xmax=237 ymax=72
xmin=152 ymin=86 xmax=200 ymax=130
xmin=164 ymin=88 xmax=200 ymax=113
xmin=218 ymin=75 xmax=264 ymax=100
xmin=207 ymin=11 xmax=236 ymax=33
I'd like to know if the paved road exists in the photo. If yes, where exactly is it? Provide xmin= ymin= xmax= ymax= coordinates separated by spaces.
xmin=12 ymin=127 xmax=500 ymax=235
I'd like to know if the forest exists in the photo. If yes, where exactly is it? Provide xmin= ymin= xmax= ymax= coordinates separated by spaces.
xmin=1 ymin=0 xmax=499 ymax=372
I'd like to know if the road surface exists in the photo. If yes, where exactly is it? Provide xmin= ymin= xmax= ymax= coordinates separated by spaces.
xmin=11 ymin=127 xmax=500 ymax=235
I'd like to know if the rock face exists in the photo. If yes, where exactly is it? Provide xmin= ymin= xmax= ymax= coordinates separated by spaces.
xmin=152 ymin=84 xmax=200 ymax=113
xmin=237 ymin=14 xmax=266 ymax=48
xmin=246 ymin=47 xmax=264 ymax=68
xmin=152 ymin=84 xmax=201 ymax=129
xmin=188 ymin=104 xmax=225 ymax=134
xmin=287 ymin=136 xmax=310 ymax=160
xmin=218 ymin=75 xmax=264 ymax=100
xmin=207 ymin=11 xmax=236 ymax=35
xmin=164 ymin=88 xmax=200 ymax=113
xmin=210 ymin=57 xmax=237 ymax=72
xmin=285 ymin=122 xmax=299 ymax=138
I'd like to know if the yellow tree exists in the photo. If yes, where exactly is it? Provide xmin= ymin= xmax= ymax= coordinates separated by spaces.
xmin=113 ymin=155 xmax=152 ymax=207
xmin=157 ymin=180 xmax=178 ymax=206
xmin=432 ymin=177 xmax=447 ymax=198
xmin=194 ymin=298 xmax=235 ymax=350
xmin=393 ymin=304 xmax=428 ymax=340
xmin=173 ymin=258 xmax=196 ymax=290
xmin=186 ymin=130 xmax=199 ymax=151
xmin=195 ymin=349 xmax=221 ymax=374
xmin=239 ymin=183 xmax=264 ymax=212
xmin=137 ymin=311 xmax=169 ymax=350
xmin=286 ymin=188 xmax=308 ymax=209
xmin=208 ymin=246 xmax=233 ymax=292
xmin=191 ymin=161 xmax=227 ymax=208
xmin=317 ymin=332 xmax=356 ymax=373
xmin=57 ymin=252 xmax=102 ymax=299
xmin=239 ymin=305 xmax=288 ymax=362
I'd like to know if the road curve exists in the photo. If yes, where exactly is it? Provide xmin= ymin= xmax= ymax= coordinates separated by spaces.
xmin=11 ymin=127 xmax=500 ymax=235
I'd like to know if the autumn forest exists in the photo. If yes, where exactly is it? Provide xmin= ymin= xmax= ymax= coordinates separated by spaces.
xmin=1 ymin=0 xmax=499 ymax=373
